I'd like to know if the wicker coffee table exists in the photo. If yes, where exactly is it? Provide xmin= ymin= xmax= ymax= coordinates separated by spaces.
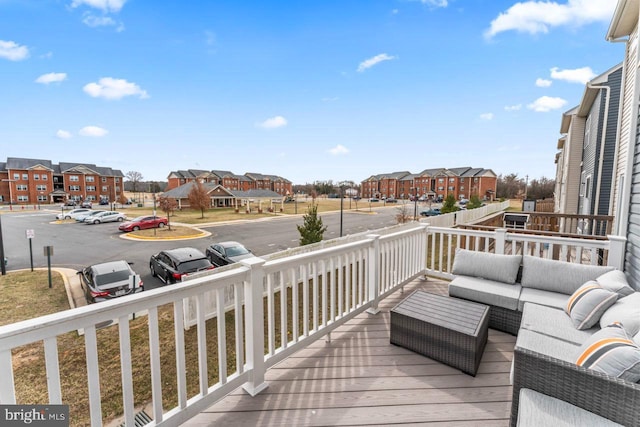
xmin=390 ymin=290 xmax=489 ymax=376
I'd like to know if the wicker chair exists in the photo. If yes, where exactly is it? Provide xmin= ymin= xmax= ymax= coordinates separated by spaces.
xmin=510 ymin=346 xmax=640 ymax=427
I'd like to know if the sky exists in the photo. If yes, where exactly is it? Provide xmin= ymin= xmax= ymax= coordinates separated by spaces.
xmin=0 ymin=0 xmax=626 ymax=185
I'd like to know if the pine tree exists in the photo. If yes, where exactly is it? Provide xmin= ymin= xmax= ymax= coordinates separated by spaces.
xmin=297 ymin=204 xmax=327 ymax=245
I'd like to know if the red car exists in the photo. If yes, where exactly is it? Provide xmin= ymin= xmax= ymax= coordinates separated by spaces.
xmin=118 ymin=215 xmax=168 ymax=232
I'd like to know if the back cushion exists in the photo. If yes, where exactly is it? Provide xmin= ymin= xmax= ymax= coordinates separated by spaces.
xmin=451 ymin=249 xmax=522 ymax=285
xmin=520 ymin=255 xmax=615 ymax=295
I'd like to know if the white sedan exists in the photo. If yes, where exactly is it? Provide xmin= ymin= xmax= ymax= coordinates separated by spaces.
xmin=83 ymin=211 xmax=127 ymax=224
xmin=56 ymin=208 xmax=92 ymax=220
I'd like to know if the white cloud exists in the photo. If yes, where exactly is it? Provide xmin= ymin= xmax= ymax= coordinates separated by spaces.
xmin=40 ymin=52 xmax=53 ymax=59
xmin=357 ymin=53 xmax=396 ymax=72
xmin=83 ymin=77 xmax=149 ymax=100
xmin=527 ymin=96 xmax=567 ymax=112
xmin=536 ymin=78 xmax=552 ymax=87
xmin=35 ymin=73 xmax=67 ymax=84
xmin=56 ymin=130 xmax=72 ymax=139
xmin=410 ymin=0 xmax=448 ymax=7
xmin=329 ymin=144 xmax=350 ymax=155
xmin=550 ymin=66 xmax=596 ymax=84
xmin=479 ymin=113 xmax=494 ymax=120
xmin=82 ymin=14 xmax=116 ymax=27
xmin=79 ymin=126 xmax=108 ymax=137
xmin=0 ymin=40 xmax=29 ymax=61
xmin=71 ymin=0 xmax=126 ymax=13
xmin=391 ymin=9 xmax=399 ymax=14
xmin=258 ymin=116 xmax=287 ymax=129
xmin=505 ymin=104 xmax=522 ymax=111
xmin=485 ymin=0 xmax=616 ymax=39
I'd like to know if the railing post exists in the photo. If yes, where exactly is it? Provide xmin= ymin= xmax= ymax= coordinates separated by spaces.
xmin=607 ymin=235 xmax=627 ymax=270
xmin=495 ymin=228 xmax=507 ymax=254
xmin=241 ymin=257 xmax=269 ymax=397
xmin=366 ymin=234 xmax=381 ymax=315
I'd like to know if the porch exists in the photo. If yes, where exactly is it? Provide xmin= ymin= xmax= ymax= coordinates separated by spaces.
xmin=184 ymin=277 xmax=516 ymax=427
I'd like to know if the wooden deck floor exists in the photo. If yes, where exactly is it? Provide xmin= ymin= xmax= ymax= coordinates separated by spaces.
xmin=184 ymin=277 xmax=517 ymax=426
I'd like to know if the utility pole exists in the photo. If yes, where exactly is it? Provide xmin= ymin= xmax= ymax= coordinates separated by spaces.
xmin=0 ymin=215 xmax=6 ymax=275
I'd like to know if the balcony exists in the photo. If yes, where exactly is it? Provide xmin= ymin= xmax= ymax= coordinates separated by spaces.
xmin=0 ymin=220 xmax=626 ymax=426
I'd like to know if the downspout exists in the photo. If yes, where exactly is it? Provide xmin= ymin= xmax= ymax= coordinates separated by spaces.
xmin=588 ymin=83 xmax=611 ymax=217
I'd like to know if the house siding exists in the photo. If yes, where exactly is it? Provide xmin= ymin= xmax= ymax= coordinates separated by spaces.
xmin=579 ymin=94 xmax=600 ymax=215
xmin=598 ymin=68 xmax=623 ymax=216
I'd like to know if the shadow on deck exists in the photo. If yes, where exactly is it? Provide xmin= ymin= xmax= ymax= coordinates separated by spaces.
xmin=184 ymin=277 xmax=516 ymax=426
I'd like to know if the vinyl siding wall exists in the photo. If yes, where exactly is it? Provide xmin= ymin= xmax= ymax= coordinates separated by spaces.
xmin=598 ymin=68 xmax=623 ymax=216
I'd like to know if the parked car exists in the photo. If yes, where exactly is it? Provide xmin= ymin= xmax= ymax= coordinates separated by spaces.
xmin=118 ymin=215 xmax=168 ymax=232
xmin=459 ymin=199 xmax=469 ymax=205
xmin=149 ymin=247 xmax=215 ymax=285
xmin=83 ymin=211 xmax=127 ymax=224
xmin=206 ymin=241 xmax=256 ymax=267
xmin=78 ymin=260 xmax=143 ymax=304
xmin=80 ymin=201 xmax=93 ymax=208
xmin=64 ymin=200 xmax=77 ymax=207
xmin=420 ymin=208 xmax=441 ymax=217
xmin=369 ymin=198 xmax=379 ymax=202
xmin=99 ymin=199 xmax=109 ymax=205
xmin=74 ymin=210 xmax=106 ymax=222
xmin=385 ymin=198 xmax=398 ymax=203
xmin=56 ymin=208 xmax=92 ymax=220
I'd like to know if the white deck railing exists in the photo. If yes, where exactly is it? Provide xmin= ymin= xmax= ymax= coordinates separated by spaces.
xmin=0 ymin=224 xmax=626 ymax=426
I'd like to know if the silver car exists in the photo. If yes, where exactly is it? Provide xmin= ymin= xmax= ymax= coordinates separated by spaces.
xmin=83 ymin=211 xmax=127 ymax=224
xmin=56 ymin=208 xmax=92 ymax=220
xmin=78 ymin=260 xmax=143 ymax=303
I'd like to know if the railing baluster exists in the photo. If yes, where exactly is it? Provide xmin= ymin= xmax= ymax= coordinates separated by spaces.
xmin=267 ymin=274 xmax=275 ymax=355
xmin=118 ymin=316 xmax=135 ymax=427
xmin=322 ymin=259 xmax=328 ymax=326
xmin=44 ymin=337 xmax=61 ymax=404
xmin=302 ymin=264 xmax=309 ymax=336
xmin=216 ymin=288 xmax=227 ymax=384
xmin=235 ymin=282 xmax=244 ymax=374
xmin=84 ymin=325 xmax=102 ymax=427
xmin=148 ymin=307 xmax=164 ymax=423
xmin=0 ymin=350 xmax=16 ymax=403
xmin=313 ymin=261 xmax=319 ymax=332
xmin=174 ymin=301 xmax=187 ymax=409
xmin=280 ymin=269 xmax=288 ymax=349
xmin=196 ymin=295 xmax=208 ymax=396
xmin=291 ymin=267 xmax=299 ymax=341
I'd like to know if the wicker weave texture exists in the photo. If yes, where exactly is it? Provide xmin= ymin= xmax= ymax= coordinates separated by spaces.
xmin=390 ymin=291 xmax=489 ymax=376
xmin=510 ymin=347 xmax=640 ymax=427
xmin=488 ymin=305 xmax=522 ymax=336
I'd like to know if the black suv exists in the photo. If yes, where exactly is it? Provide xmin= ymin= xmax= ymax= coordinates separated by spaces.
xmin=149 ymin=247 xmax=214 ymax=284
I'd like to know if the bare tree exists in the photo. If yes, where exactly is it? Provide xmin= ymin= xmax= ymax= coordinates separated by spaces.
xmin=157 ymin=196 xmax=178 ymax=230
xmin=188 ymin=181 xmax=210 ymax=219
xmin=125 ymin=171 xmax=144 ymax=193
xmin=395 ymin=203 xmax=412 ymax=224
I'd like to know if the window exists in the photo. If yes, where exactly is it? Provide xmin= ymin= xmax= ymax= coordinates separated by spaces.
xmin=460 ymin=178 xmax=465 ymax=183
xmin=102 ymin=177 xmax=107 ymax=182
xmin=438 ymin=186 xmax=444 ymax=191
xmin=87 ymin=186 xmax=96 ymax=192
xmin=460 ymin=186 xmax=465 ymax=191
xmin=115 ymin=178 xmax=120 ymax=183
xmin=16 ymin=185 xmax=28 ymax=191
xmin=102 ymin=186 xmax=108 ymax=192
xmin=115 ymin=186 xmax=121 ymax=193
xmin=69 ymin=175 xmax=79 ymax=182
xmin=42 ymin=174 xmax=47 ymax=180
xmin=585 ymin=116 xmax=591 ymax=148
xmin=86 ymin=176 xmax=95 ymax=182
xmin=22 ymin=173 xmax=28 ymax=180
xmin=34 ymin=174 xmax=40 ymax=180
xmin=448 ymin=186 xmax=454 ymax=191
xmin=18 ymin=195 xmax=29 ymax=202
xmin=36 ymin=185 xmax=47 ymax=191
xmin=438 ymin=178 xmax=444 ymax=183
xmin=37 ymin=195 xmax=47 ymax=202
xmin=69 ymin=185 xmax=80 ymax=191
xmin=13 ymin=173 xmax=19 ymax=180
xmin=449 ymin=178 xmax=455 ymax=182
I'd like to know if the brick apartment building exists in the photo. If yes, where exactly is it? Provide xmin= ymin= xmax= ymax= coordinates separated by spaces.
xmin=0 ymin=157 xmax=124 ymax=205
xmin=362 ymin=167 xmax=497 ymax=201
xmin=166 ymin=169 xmax=293 ymax=196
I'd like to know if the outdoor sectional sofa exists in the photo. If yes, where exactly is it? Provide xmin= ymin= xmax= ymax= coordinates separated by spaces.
xmin=448 ymin=249 xmax=640 ymax=426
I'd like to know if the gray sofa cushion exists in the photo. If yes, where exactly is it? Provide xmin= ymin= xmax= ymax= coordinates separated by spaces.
xmin=515 ymin=328 xmax=579 ymax=363
xmin=576 ymin=323 xmax=640 ymax=382
xmin=452 ymin=249 xmax=522 ymax=284
xmin=564 ymin=282 xmax=618 ymax=330
xmin=517 ymin=388 xmax=624 ymax=427
xmin=520 ymin=302 xmax=598 ymax=346
xmin=596 ymin=270 xmax=635 ymax=297
xmin=518 ymin=288 xmax=568 ymax=311
xmin=600 ymin=292 xmax=640 ymax=336
xmin=448 ymin=276 xmax=521 ymax=311
xmin=520 ymin=255 xmax=614 ymax=295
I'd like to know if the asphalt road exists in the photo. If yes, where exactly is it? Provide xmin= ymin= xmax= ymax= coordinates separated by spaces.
xmin=1 ymin=203 xmax=415 ymax=290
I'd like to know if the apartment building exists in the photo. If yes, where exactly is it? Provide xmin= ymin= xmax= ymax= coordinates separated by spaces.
xmin=362 ymin=167 xmax=497 ymax=201
xmin=166 ymin=169 xmax=292 ymax=196
xmin=0 ymin=157 xmax=124 ymax=205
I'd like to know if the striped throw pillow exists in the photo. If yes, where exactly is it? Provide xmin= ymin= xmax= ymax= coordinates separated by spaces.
xmin=576 ymin=323 xmax=640 ymax=382
xmin=565 ymin=281 xmax=618 ymax=330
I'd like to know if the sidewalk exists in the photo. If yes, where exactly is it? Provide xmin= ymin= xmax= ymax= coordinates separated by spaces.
xmin=54 ymin=267 xmax=87 ymax=309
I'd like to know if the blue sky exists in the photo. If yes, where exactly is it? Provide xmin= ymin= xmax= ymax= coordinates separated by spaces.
xmin=0 ymin=0 xmax=625 ymax=185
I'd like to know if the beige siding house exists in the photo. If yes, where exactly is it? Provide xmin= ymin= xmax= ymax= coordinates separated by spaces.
xmin=555 ymin=106 xmax=583 ymax=215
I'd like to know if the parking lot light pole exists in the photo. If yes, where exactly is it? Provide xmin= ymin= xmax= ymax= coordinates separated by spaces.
xmin=0 ymin=215 xmax=6 ymax=275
